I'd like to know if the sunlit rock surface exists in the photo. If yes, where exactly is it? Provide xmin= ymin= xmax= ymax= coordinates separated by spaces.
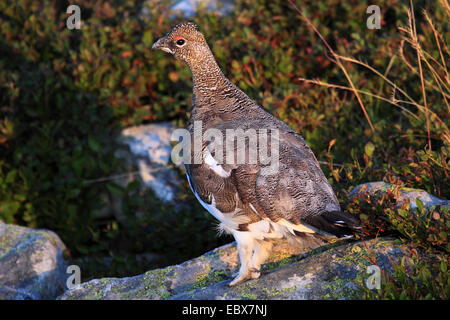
xmin=0 ymin=222 xmax=69 ymax=300
xmin=58 ymin=237 xmax=419 ymax=300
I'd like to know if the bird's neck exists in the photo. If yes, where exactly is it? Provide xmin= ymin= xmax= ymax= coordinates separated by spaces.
xmin=186 ymin=47 xmax=257 ymax=120
xmin=187 ymin=50 xmax=228 ymax=94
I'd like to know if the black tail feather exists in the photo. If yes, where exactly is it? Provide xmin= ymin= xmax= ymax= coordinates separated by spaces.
xmin=302 ymin=210 xmax=361 ymax=238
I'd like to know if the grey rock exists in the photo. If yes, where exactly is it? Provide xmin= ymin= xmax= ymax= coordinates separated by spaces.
xmin=0 ymin=222 xmax=69 ymax=300
xmin=97 ymin=122 xmax=183 ymax=221
xmin=140 ymin=0 xmax=234 ymax=19
xmin=117 ymin=122 xmax=181 ymax=203
xmin=58 ymin=237 xmax=418 ymax=300
xmin=58 ymin=238 xmax=317 ymax=300
xmin=171 ymin=0 xmax=234 ymax=17
xmin=349 ymin=181 xmax=449 ymax=209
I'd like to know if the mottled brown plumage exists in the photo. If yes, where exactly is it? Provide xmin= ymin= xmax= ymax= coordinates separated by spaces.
xmin=153 ymin=22 xmax=359 ymax=285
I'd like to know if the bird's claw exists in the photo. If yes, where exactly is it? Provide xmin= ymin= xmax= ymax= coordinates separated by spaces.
xmin=228 ymin=268 xmax=261 ymax=286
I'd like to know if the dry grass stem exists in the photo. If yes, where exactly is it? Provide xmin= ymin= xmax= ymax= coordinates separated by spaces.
xmin=287 ymin=0 xmax=375 ymax=133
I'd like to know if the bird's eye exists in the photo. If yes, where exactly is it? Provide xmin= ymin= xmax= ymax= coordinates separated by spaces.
xmin=176 ymin=39 xmax=186 ymax=46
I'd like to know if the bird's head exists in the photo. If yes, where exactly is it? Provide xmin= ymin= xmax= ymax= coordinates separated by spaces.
xmin=152 ymin=22 xmax=210 ymax=65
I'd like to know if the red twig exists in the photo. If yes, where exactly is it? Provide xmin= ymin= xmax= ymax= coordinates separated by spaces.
xmin=362 ymin=241 xmax=378 ymax=266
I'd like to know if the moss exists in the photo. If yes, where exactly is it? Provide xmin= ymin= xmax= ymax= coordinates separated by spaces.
xmin=240 ymin=291 xmax=258 ymax=300
xmin=263 ymin=256 xmax=296 ymax=272
xmin=75 ymin=278 xmax=121 ymax=300
xmin=194 ymin=263 xmax=211 ymax=282
xmin=93 ymin=288 xmax=104 ymax=300
xmin=333 ymin=243 xmax=374 ymax=270
xmin=216 ymin=247 xmax=228 ymax=256
xmin=79 ymin=286 xmax=105 ymax=300
xmin=0 ymin=227 xmax=21 ymax=257
xmin=238 ymin=282 xmax=258 ymax=300
xmin=213 ymin=270 xmax=229 ymax=281
xmin=111 ymin=281 xmax=128 ymax=295
xmin=282 ymin=286 xmax=297 ymax=293
xmin=157 ymin=290 xmax=171 ymax=300
xmin=193 ymin=264 xmax=230 ymax=289
xmin=99 ymin=278 xmax=114 ymax=286
xmin=268 ymin=249 xmax=295 ymax=263
xmin=194 ymin=273 xmax=209 ymax=289
xmin=262 ymin=287 xmax=281 ymax=297
xmin=0 ymin=227 xmax=40 ymax=259
xmin=139 ymin=266 xmax=174 ymax=299
xmin=84 ymin=282 xmax=94 ymax=290
xmin=262 ymin=285 xmax=296 ymax=298
xmin=321 ymin=276 xmax=360 ymax=300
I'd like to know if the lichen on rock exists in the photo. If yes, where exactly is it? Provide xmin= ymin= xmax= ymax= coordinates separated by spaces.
xmin=58 ymin=237 xmax=423 ymax=300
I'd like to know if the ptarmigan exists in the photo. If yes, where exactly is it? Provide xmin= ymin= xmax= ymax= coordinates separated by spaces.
xmin=152 ymin=22 xmax=360 ymax=286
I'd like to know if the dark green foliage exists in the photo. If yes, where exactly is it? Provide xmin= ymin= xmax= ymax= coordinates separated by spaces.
xmin=357 ymin=245 xmax=449 ymax=299
xmin=0 ymin=0 xmax=448 ymax=294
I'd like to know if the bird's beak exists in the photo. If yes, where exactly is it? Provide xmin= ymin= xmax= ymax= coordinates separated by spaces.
xmin=152 ymin=37 xmax=174 ymax=54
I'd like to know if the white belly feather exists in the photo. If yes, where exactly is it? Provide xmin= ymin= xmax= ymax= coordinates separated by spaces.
xmin=186 ymin=170 xmax=319 ymax=241
xmin=186 ymin=172 xmax=248 ymax=231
